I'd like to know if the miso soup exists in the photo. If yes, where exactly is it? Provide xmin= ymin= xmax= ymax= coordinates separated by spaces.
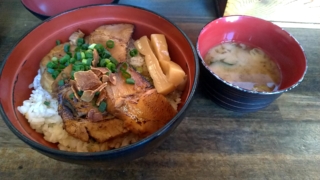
xmin=204 ymin=42 xmax=281 ymax=92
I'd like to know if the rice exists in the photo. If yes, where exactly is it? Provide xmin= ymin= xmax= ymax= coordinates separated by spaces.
xmin=17 ymin=70 xmax=181 ymax=152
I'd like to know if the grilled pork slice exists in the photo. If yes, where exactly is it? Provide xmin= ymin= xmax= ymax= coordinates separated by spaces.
xmin=105 ymin=65 xmax=153 ymax=114
xmin=87 ymin=24 xmax=134 ymax=62
xmin=117 ymin=89 xmax=177 ymax=138
xmin=104 ymin=66 xmax=176 ymax=138
xmin=58 ymin=85 xmax=128 ymax=143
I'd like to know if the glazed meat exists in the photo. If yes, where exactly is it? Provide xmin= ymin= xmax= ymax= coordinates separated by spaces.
xmin=117 ymin=89 xmax=177 ymax=137
xmin=104 ymin=65 xmax=177 ymax=138
xmin=87 ymin=24 xmax=134 ymax=62
xmin=58 ymin=86 xmax=128 ymax=143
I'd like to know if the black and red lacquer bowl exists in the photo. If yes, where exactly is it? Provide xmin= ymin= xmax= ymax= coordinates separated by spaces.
xmin=0 ymin=4 xmax=199 ymax=166
xmin=21 ymin=0 xmax=119 ymax=19
xmin=197 ymin=15 xmax=307 ymax=112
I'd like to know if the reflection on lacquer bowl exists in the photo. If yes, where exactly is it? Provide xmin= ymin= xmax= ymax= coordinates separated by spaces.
xmin=197 ymin=15 xmax=307 ymax=112
xmin=0 ymin=4 xmax=199 ymax=166
xmin=21 ymin=0 xmax=119 ymax=20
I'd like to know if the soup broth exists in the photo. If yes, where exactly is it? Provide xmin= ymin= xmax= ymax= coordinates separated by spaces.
xmin=204 ymin=42 xmax=281 ymax=92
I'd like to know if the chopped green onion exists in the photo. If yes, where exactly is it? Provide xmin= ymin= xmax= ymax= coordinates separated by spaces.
xmin=109 ymin=57 xmax=118 ymax=65
xmin=44 ymin=101 xmax=50 ymax=106
xmin=85 ymin=65 xmax=91 ymax=71
xmin=79 ymin=65 xmax=85 ymax=71
xmin=88 ymin=43 xmax=96 ymax=49
xmin=126 ymin=78 xmax=135 ymax=84
xmin=106 ymin=40 xmax=115 ymax=49
xmin=129 ymin=49 xmax=138 ymax=57
xmin=78 ymin=90 xmax=84 ymax=96
xmin=107 ymin=63 xmax=116 ymax=73
xmin=51 ymin=57 xmax=58 ymax=62
xmin=98 ymin=101 xmax=107 ymax=112
xmin=47 ymin=68 xmax=55 ymax=74
xmin=85 ymin=51 xmax=93 ymax=58
xmin=121 ymin=70 xmax=131 ymax=79
xmin=52 ymin=70 xmax=60 ymax=79
xmin=103 ymin=50 xmax=112 ymax=58
xmin=81 ymin=52 xmax=85 ymax=59
xmin=77 ymin=38 xmax=84 ymax=46
xmin=71 ymin=71 xmax=75 ymax=79
xmin=76 ymin=52 xmax=82 ymax=60
xmin=46 ymin=61 xmax=56 ymax=68
xmin=82 ymin=59 xmax=88 ymax=65
xmin=95 ymin=92 xmax=100 ymax=96
xmin=56 ymin=40 xmax=60 ymax=45
xmin=64 ymin=44 xmax=70 ymax=53
xmin=58 ymin=79 xmax=64 ymax=86
xmin=120 ymin=62 xmax=128 ymax=71
xmin=69 ymin=58 xmax=76 ymax=64
xmin=59 ymin=57 xmax=67 ymax=64
xmin=99 ymin=59 xmax=106 ymax=67
xmin=65 ymin=62 xmax=70 ymax=67
xmin=81 ymin=43 xmax=89 ymax=50
xmin=69 ymin=93 xmax=74 ymax=100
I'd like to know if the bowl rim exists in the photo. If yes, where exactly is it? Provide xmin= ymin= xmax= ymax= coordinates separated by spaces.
xmin=20 ymin=0 xmax=120 ymax=18
xmin=196 ymin=15 xmax=308 ymax=95
xmin=0 ymin=4 xmax=199 ymax=158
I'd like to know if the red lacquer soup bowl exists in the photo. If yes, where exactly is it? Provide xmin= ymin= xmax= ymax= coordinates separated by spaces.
xmin=0 ymin=5 xmax=199 ymax=166
xmin=21 ymin=0 xmax=119 ymax=19
xmin=197 ymin=15 xmax=307 ymax=112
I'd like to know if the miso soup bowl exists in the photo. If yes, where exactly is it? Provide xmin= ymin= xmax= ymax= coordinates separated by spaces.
xmin=0 ymin=5 xmax=199 ymax=166
xmin=197 ymin=15 xmax=307 ymax=112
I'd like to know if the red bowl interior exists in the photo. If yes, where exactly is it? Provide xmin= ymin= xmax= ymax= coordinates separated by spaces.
xmin=197 ymin=15 xmax=307 ymax=91
xmin=21 ymin=0 xmax=115 ymax=16
xmin=0 ymin=5 xmax=197 ymax=149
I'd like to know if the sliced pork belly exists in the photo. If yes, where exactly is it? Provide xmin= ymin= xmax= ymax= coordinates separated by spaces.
xmin=84 ymin=119 xmax=128 ymax=143
xmin=105 ymin=64 xmax=152 ymax=114
xmin=117 ymin=89 xmax=177 ymax=138
xmin=104 ymin=65 xmax=176 ymax=138
xmin=87 ymin=24 xmax=134 ymax=62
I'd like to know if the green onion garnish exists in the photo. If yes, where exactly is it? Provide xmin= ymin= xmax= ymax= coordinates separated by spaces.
xmin=129 ymin=49 xmax=138 ymax=57
xmin=58 ymin=79 xmax=64 ymax=86
xmin=126 ymin=78 xmax=135 ymax=84
xmin=69 ymin=93 xmax=74 ymax=100
xmin=52 ymin=70 xmax=59 ymax=79
xmin=81 ymin=43 xmax=89 ymax=50
xmin=51 ymin=57 xmax=58 ymax=62
xmin=78 ymin=90 xmax=84 ymax=96
xmin=44 ymin=101 xmax=50 ymax=106
xmin=109 ymin=57 xmax=118 ymax=65
xmin=99 ymin=59 xmax=106 ymax=67
xmin=88 ymin=43 xmax=96 ymax=49
xmin=85 ymin=51 xmax=93 ymax=58
xmin=77 ymin=38 xmax=84 ymax=46
xmin=64 ymin=44 xmax=70 ymax=53
xmin=98 ymin=101 xmax=107 ymax=112
xmin=47 ymin=68 xmax=55 ymax=74
xmin=106 ymin=40 xmax=115 ymax=49
xmin=46 ymin=61 xmax=56 ymax=68
xmin=76 ymin=52 xmax=82 ymax=60
xmin=56 ymin=40 xmax=60 ymax=45
xmin=81 ymin=52 xmax=85 ymax=59
xmin=69 ymin=57 xmax=76 ymax=64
